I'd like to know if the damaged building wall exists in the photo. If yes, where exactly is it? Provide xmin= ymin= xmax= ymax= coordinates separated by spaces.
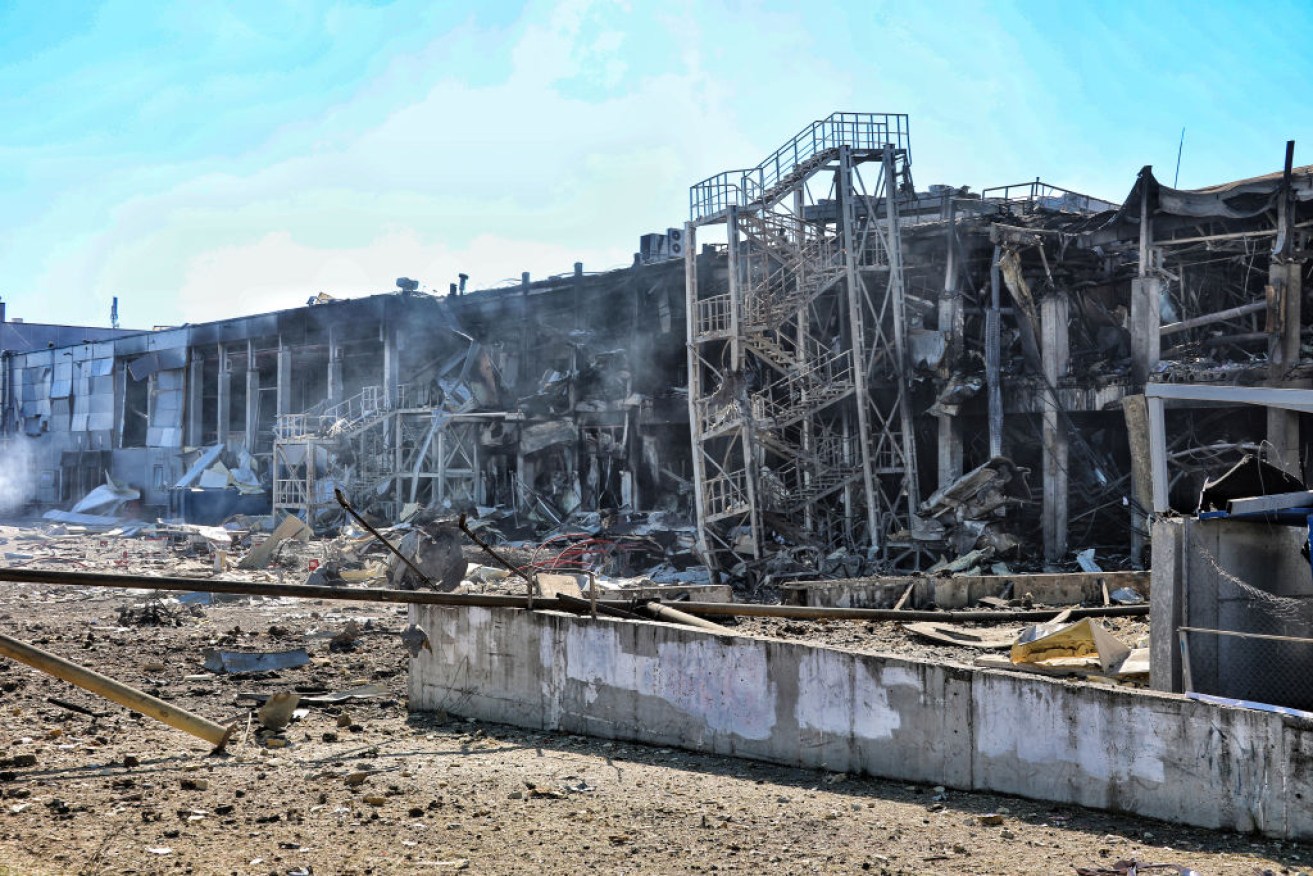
xmin=4 ymin=113 xmax=1311 ymax=584
xmin=678 ymin=115 xmax=1312 ymax=581
xmin=2 ymin=262 xmax=693 ymax=540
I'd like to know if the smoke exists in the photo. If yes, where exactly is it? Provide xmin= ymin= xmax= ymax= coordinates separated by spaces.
xmin=0 ymin=440 xmax=37 ymax=515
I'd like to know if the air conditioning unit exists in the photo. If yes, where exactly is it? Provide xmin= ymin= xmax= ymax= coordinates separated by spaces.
xmin=666 ymin=227 xmax=685 ymax=258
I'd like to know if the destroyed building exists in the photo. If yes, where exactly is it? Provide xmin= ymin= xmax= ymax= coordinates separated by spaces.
xmin=2 ymin=112 xmax=1310 ymax=587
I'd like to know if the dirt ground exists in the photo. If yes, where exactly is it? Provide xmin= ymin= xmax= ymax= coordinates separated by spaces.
xmin=0 ymin=523 xmax=1306 ymax=875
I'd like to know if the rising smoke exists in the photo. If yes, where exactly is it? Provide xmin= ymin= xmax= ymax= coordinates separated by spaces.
xmin=0 ymin=440 xmax=37 ymax=515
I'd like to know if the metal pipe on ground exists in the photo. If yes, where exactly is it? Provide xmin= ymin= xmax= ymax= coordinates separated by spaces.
xmin=0 ymin=632 xmax=235 ymax=751
xmin=0 ymin=568 xmax=1148 ymax=623
xmin=553 ymin=593 xmax=647 ymax=621
xmin=639 ymin=601 xmax=733 ymax=633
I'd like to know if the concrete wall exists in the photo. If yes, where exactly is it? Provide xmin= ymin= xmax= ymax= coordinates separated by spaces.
xmin=410 ymin=604 xmax=1313 ymax=840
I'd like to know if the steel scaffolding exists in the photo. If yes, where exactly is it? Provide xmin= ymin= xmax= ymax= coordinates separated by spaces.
xmin=685 ymin=112 xmax=922 ymax=579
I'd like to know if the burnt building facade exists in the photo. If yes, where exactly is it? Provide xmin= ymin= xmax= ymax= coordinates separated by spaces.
xmin=3 ymin=113 xmax=1309 ymax=584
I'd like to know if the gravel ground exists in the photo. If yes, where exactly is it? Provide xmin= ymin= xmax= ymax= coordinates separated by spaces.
xmin=0 ymin=524 xmax=1304 ymax=875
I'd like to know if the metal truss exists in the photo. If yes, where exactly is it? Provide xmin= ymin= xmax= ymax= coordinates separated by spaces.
xmin=272 ymin=386 xmax=485 ymax=523
xmin=685 ymin=112 xmax=923 ymax=579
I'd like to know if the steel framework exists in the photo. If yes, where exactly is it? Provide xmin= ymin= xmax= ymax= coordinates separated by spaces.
xmin=272 ymin=385 xmax=489 ymax=523
xmin=684 ymin=112 xmax=923 ymax=579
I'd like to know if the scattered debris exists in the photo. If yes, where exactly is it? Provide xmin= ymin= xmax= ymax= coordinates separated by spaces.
xmin=400 ymin=623 xmax=432 ymax=657
xmin=237 ymin=515 xmax=312 ymax=570
xmin=202 ymin=648 xmax=310 ymax=675
xmin=903 ymin=623 xmax=1020 ymax=650
xmin=256 ymin=692 xmax=301 ymax=732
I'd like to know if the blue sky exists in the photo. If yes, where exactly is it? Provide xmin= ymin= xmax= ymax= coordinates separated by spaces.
xmin=2 ymin=0 xmax=1310 ymax=328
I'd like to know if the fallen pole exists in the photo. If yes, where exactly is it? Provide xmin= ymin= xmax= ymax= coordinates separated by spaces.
xmin=0 ymin=568 xmax=1149 ymax=622
xmin=333 ymin=488 xmax=435 ymax=588
xmin=639 ymin=601 xmax=733 ymax=633
xmin=0 ymin=632 xmax=235 ymax=751
xmin=456 ymin=513 xmax=536 ymax=589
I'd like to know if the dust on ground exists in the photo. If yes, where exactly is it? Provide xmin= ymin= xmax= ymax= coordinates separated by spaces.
xmin=0 ymin=523 xmax=1302 ymax=876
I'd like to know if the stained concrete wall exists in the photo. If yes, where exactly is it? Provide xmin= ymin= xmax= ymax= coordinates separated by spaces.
xmin=410 ymin=604 xmax=1313 ymax=840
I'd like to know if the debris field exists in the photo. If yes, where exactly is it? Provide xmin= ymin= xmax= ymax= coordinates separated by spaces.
xmin=0 ymin=523 xmax=1305 ymax=876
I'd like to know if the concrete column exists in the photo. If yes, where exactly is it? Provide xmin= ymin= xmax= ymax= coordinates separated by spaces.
xmin=186 ymin=353 xmax=204 ymax=447
xmin=1130 ymin=276 xmax=1162 ymax=384
xmin=518 ymin=272 xmax=531 ymax=390
xmin=1131 ymin=177 xmax=1160 ymax=386
xmin=381 ymin=320 xmax=400 ymax=408
xmin=986 ymin=246 xmax=1003 ymax=458
xmin=1266 ymin=260 xmax=1303 ymax=474
xmin=327 ymin=327 xmax=343 ymax=404
xmin=216 ymin=345 xmax=231 ymax=446
xmin=1040 ymin=292 xmax=1070 ymax=565
xmin=1148 ymin=517 xmax=1185 ymax=693
xmin=275 ymin=342 xmax=293 ymax=417
xmin=244 ymin=340 xmax=260 ymax=451
xmin=1123 ymin=394 xmax=1153 ymax=566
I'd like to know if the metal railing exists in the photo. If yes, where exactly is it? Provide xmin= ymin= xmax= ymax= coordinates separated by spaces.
xmin=274 ymin=384 xmax=411 ymax=439
xmin=703 ymin=471 xmax=750 ymax=520
xmin=750 ymin=351 xmax=854 ymax=426
xmin=690 ymin=112 xmax=911 ymax=222
xmin=695 ymin=293 xmax=734 ymax=337
xmin=980 ymin=180 xmax=1118 ymax=215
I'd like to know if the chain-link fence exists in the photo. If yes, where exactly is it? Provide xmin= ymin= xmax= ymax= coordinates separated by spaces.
xmin=1180 ymin=625 xmax=1313 ymax=711
xmin=1179 ymin=552 xmax=1313 ymax=710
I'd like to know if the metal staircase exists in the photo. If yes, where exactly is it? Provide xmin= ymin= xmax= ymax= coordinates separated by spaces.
xmin=685 ymin=112 xmax=923 ymax=580
xmin=271 ymin=384 xmax=484 ymax=524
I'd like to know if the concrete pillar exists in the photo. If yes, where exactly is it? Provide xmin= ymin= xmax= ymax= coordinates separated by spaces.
xmin=327 ymin=327 xmax=343 ymax=404
xmin=1131 ymin=173 xmax=1160 ymax=386
xmin=1266 ymin=260 xmax=1303 ymax=474
xmin=275 ymin=343 xmax=293 ymax=417
xmin=186 ymin=353 xmax=204 ymax=447
xmin=244 ymin=340 xmax=260 ymax=451
xmin=1123 ymin=394 xmax=1153 ymax=566
xmin=986 ymin=246 xmax=1003 ymax=458
xmin=1148 ymin=517 xmax=1185 ymax=693
xmin=518 ymin=272 xmax=531 ymax=390
xmin=381 ymin=320 xmax=400 ymax=408
xmin=1130 ymin=276 xmax=1161 ymax=385
xmin=1041 ymin=292 xmax=1070 ymax=565
xmin=216 ymin=345 xmax=231 ymax=446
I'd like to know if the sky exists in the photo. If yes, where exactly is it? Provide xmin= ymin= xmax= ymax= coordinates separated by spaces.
xmin=2 ymin=0 xmax=1311 ymax=329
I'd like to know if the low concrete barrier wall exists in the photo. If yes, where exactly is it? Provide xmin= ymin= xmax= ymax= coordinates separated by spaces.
xmin=409 ymin=605 xmax=1313 ymax=840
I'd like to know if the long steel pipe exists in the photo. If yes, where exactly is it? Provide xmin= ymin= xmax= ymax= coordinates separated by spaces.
xmin=0 ymin=632 xmax=235 ymax=750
